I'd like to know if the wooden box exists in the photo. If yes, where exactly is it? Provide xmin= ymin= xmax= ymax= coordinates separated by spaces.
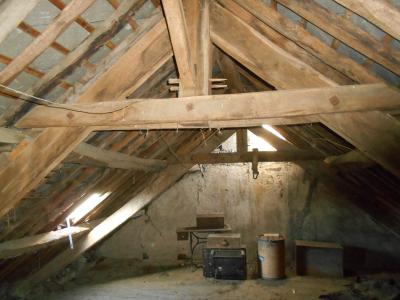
xmin=196 ymin=213 xmax=224 ymax=229
xmin=295 ymin=240 xmax=343 ymax=277
xmin=207 ymin=233 xmax=241 ymax=248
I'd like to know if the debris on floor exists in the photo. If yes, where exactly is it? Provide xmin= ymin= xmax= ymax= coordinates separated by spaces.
xmin=319 ymin=274 xmax=400 ymax=300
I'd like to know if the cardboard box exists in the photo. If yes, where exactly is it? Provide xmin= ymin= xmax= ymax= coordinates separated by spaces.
xmin=196 ymin=213 xmax=224 ymax=229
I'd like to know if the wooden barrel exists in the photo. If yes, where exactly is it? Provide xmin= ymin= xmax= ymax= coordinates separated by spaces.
xmin=257 ymin=233 xmax=285 ymax=279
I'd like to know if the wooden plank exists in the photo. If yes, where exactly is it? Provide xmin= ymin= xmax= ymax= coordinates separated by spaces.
xmin=12 ymin=131 xmax=233 ymax=297
xmin=234 ymin=0 xmax=380 ymax=83
xmin=0 ymin=0 xmax=40 ymax=45
xmin=275 ymin=0 xmax=400 ymax=76
xmin=210 ymin=2 xmax=400 ymax=178
xmin=161 ymin=0 xmax=196 ymax=96
xmin=195 ymin=0 xmax=212 ymax=95
xmin=0 ymin=16 xmax=172 ymax=220
xmin=179 ymin=150 xmax=323 ymax=164
xmin=0 ymin=226 xmax=90 ymax=259
xmin=74 ymin=143 xmax=167 ymax=171
xmin=236 ymin=130 xmax=248 ymax=153
xmin=333 ymin=0 xmax=400 ymax=40
xmin=0 ymin=0 xmax=96 ymax=85
xmin=295 ymin=240 xmax=343 ymax=250
xmin=15 ymin=84 xmax=400 ymax=128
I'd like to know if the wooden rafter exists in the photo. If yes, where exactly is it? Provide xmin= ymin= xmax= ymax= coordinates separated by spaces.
xmin=17 ymin=22 xmax=70 ymax=55
xmin=333 ymin=0 xmax=400 ymax=40
xmin=180 ymin=150 xmax=323 ymax=164
xmin=210 ymin=2 xmax=400 ymax=178
xmin=0 ymin=0 xmax=96 ymax=85
xmin=15 ymin=84 xmax=400 ymax=129
xmin=0 ymin=226 xmax=90 ymax=259
xmin=275 ymin=0 xmax=400 ymax=76
xmin=4 ymin=0 xmax=150 ymax=125
xmin=234 ymin=0 xmax=381 ymax=83
xmin=0 ymin=14 xmax=170 ymax=220
xmin=73 ymin=143 xmax=167 ymax=171
xmin=0 ymin=127 xmax=165 ymax=171
xmin=12 ymin=131 xmax=233 ymax=297
xmin=161 ymin=0 xmax=196 ymax=96
xmin=0 ymin=54 xmax=72 ymax=91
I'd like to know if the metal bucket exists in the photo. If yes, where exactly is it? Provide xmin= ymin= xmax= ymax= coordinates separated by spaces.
xmin=257 ymin=233 xmax=285 ymax=279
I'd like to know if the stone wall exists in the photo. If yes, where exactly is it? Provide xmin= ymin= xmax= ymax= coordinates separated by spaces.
xmin=98 ymin=162 xmax=400 ymax=276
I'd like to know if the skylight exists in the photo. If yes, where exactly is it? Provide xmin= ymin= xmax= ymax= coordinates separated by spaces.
xmin=247 ymin=130 xmax=277 ymax=152
xmin=262 ymin=125 xmax=287 ymax=141
xmin=67 ymin=192 xmax=110 ymax=224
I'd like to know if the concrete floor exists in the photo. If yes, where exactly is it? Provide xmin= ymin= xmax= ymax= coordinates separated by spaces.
xmin=34 ymin=267 xmax=351 ymax=300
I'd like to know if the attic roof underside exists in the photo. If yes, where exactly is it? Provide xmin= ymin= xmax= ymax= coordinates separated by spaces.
xmin=0 ymin=0 xmax=399 ymax=286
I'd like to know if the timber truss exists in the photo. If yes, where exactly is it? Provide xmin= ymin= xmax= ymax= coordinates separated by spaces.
xmin=0 ymin=0 xmax=398 ymax=295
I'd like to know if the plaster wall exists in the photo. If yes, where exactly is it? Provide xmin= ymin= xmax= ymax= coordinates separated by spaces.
xmin=98 ymin=163 xmax=400 ymax=275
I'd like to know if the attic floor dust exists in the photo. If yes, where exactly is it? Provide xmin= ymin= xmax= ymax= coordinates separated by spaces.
xmin=33 ymin=266 xmax=352 ymax=300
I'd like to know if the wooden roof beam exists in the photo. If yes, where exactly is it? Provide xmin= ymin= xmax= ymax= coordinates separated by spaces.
xmin=0 ymin=0 xmax=96 ymax=85
xmin=275 ymin=0 xmax=400 ymax=77
xmin=12 ymin=131 xmax=233 ymax=297
xmin=333 ymin=0 xmax=400 ymax=40
xmin=73 ymin=143 xmax=167 ymax=171
xmin=0 ymin=54 xmax=72 ymax=90
xmin=4 ymin=0 xmax=148 ymax=125
xmin=15 ymin=84 xmax=400 ymax=129
xmin=233 ymin=0 xmax=381 ymax=83
xmin=0 ymin=15 xmax=171 ymax=220
xmin=0 ymin=226 xmax=90 ymax=259
xmin=210 ymin=2 xmax=400 ymax=178
xmin=0 ymin=127 xmax=166 ymax=171
xmin=324 ymin=150 xmax=375 ymax=169
xmin=179 ymin=150 xmax=323 ymax=165
xmin=161 ymin=0 xmax=196 ymax=96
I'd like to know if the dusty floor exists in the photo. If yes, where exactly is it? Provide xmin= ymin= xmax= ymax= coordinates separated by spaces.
xmin=32 ymin=266 xmax=352 ymax=300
